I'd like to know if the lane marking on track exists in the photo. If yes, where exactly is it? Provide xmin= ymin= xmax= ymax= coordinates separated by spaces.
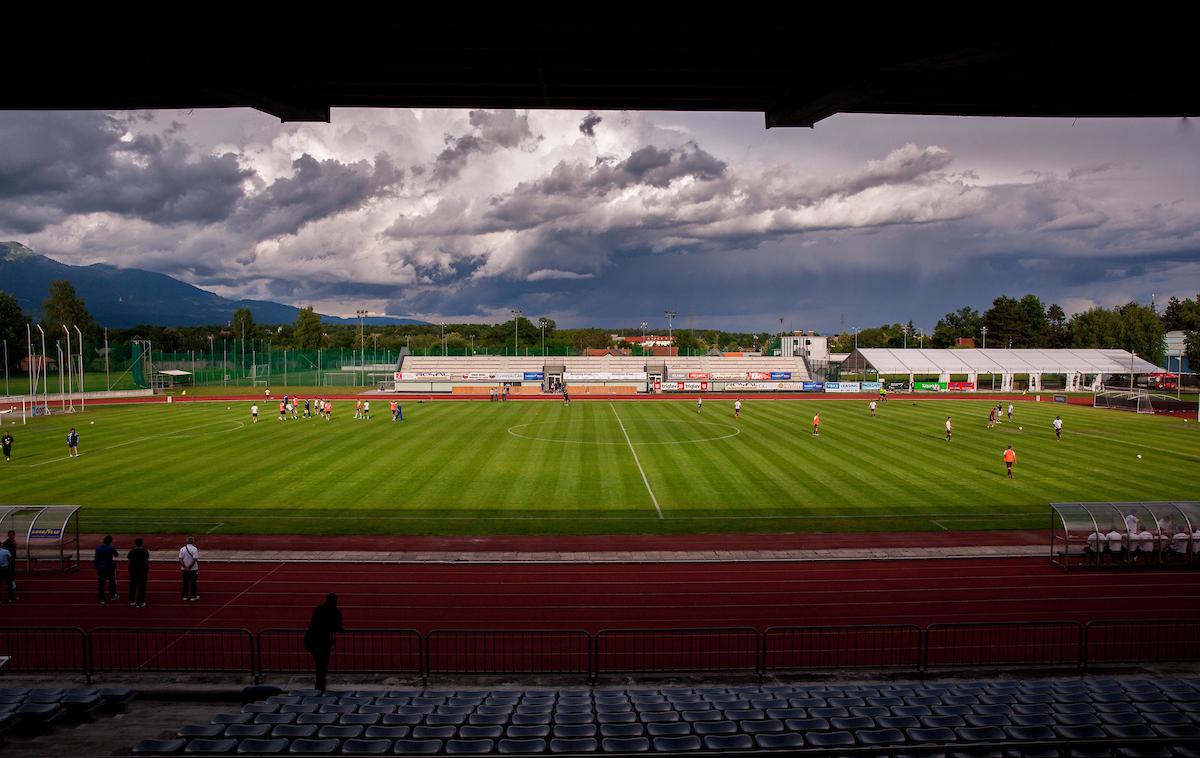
xmin=195 ymin=561 xmax=286 ymax=628
xmin=610 ymin=402 xmax=663 ymax=519
xmin=9 ymin=420 xmax=245 ymax=468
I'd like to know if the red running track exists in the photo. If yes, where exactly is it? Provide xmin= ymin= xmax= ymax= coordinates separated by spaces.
xmin=5 ymin=557 xmax=1198 ymax=633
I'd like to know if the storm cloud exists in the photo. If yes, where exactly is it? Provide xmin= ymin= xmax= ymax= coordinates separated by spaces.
xmin=1 ymin=107 xmax=1197 ymax=330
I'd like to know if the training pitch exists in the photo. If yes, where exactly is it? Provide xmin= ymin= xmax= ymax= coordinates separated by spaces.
xmin=1 ymin=398 xmax=1196 ymax=536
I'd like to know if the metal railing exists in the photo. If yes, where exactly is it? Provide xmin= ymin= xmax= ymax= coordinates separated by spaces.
xmin=88 ymin=627 xmax=255 ymax=676
xmin=595 ymin=627 xmax=759 ymax=675
xmin=1 ymin=620 xmax=1198 ymax=681
xmin=426 ymin=629 xmax=590 ymax=676
xmin=763 ymin=624 xmax=922 ymax=672
xmin=925 ymin=621 xmax=1083 ymax=669
xmin=258 ymin=628 xmax=421 ymax=677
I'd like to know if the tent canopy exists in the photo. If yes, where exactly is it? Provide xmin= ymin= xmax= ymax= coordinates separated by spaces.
xmin=842 ymin=348 xmax=1160 ymax=375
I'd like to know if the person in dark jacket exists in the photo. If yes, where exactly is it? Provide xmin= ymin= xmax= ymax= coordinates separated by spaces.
xmin=304 ymin=593 xmax=345 ymax=691
xmin=127 ymin=538 xmax=150 ymax=608
xmin=94 ymin=535 xmax=118 ymax=604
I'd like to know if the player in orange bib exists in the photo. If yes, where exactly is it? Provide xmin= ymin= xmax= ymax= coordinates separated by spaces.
xmin=812 ymin=413 xmax=820 ymax=437
xmin=1003 ymin=445 xmax=1017 ymax=478
xmin=325 ymin=400 xmax=332 ymax=421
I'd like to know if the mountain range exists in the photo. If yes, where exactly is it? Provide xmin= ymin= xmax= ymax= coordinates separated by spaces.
xmin=0 ymin=242 xmax=426 ymax=328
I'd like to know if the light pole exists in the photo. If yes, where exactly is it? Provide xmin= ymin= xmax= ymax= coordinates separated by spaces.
xmin=440 ymin=324 xmax=446 ymax=356
xmin=356 ymin=309 xmax=368 ymax=384
xmin=207 ymin=335 xmax=214 ymax=386
xmin=540 ymin=319 xmax=548 ymax=357
xmin=664 ymin=310 xmax=676 ymax=353
xmin=469 ymin=334 xmax=475 ymax=355
xmin=779 ymin=317 xmax=784 ymax=356
xmin=853 ymin=326 xmax=860 ymax=351
xmin=981 ymin=326 xmax=987 ymax=350
xmin=511 ymin=309 xmax=523 ymax=355
xmin=74 ymin=325 xmax=84 ymax=410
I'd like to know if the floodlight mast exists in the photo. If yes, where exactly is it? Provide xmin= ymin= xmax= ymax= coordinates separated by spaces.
xmin=664 ymin=310 xmax=676 ymax=352
xmin=73 ymin=325 xmax=84 ymax=411
xmin=511 ymin=309 xmax=523 ymax=354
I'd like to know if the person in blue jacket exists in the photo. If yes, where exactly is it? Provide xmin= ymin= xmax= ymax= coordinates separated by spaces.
xmin=94 ymin=535 xmax=119 ymax=604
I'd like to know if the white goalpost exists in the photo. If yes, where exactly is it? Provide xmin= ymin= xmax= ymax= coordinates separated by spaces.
xmin=1093 ymin=387 xmax=1156 ymax=414
xmin=321 ymin=373 xmax=359 ymax=386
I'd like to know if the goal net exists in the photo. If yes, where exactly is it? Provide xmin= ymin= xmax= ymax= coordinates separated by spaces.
xmin=322 ymin=373 xmax=359 ymax=386
xmin=1094 ymin=387 xmax=1155 ymax=414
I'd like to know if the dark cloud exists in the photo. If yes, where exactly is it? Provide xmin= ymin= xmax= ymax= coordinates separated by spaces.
xmin=579 ymin=112 xmax=602 ymax=137
xmin=432 ymin=110 xmax=540 ymax=183
xmin=0 ymin=112 xmax=250 ymax=232
xmin=233 ymin=153 xmax=403 ymax=237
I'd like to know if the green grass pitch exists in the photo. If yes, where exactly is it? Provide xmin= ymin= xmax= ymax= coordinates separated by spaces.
xmin=1 ymin=398 xmax=1196 ymax=536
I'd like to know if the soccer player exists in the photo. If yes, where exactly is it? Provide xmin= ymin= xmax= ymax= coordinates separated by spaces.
xmin=945 ymin=416 xmax=953 ymax=442
xmin=987 ymin=407 xmax=996 ymax=429
xmin=1003 ymin=445 xmax=1016 ymax=478
xmin=812 ymin=413 xmax=820 ymax=437
xmin=1 ymin=430 xmax=11 ymax=461
xmin=880 ymin=386 xmax=888 ymax=402
xmin=67 ymin=427 xmax=80 ymax=457
xmin=325 ymin=400 xmax=333 ymax=421
xmin=563 ymin=387 xmax=570 ymax=406
xmin=304 ymin=399 xmax=311 ymax=418
xmin=286 ymin=400 xmax=295 ymax=419
xmin=390 ymin=400 xmax=398 ymax=421
xmin=363 ymin=400 xmax=371 ymax=420
xmin=278 ymin=400 xmax=286 ymax=421
xmin=1007 ymin=403 xmax=1014 ymax=422
xmin=697 ymin=396 xmax=703 ymax=414
xmin=250 ymin=403 xmax=259 ymax=424
xmin=395 ymin=400 xmax=403 ymax=422
xmin=868 ymin=400 xmax=876 ymax=417
xmin=734 ymin=399 xmax=741 ymax=419
xmin=355 ymin=400 xmax=363 ymax=420
xmin=1053 ymin=415 xmax=1063 ymax=441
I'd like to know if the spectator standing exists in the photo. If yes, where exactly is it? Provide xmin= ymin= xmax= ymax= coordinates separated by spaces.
xmin=2 ymin=430 xmax=12 ymax=461
xmin=67 ymin=427 xmax=80 ymax=458
xmin=127 ymin=538 xmax=150 ymax=608
xmin=304 ymin=593 xmax=345 ymax=691
xmin=0 ymin=538 xmax=16 ymax=602
xmin=2 ymin=530 xmax=16 ymax=561
xmin=94 ymin=535 xmax=119 ymax=604
xmin=178 ymin=537 xmax=200 ymax=601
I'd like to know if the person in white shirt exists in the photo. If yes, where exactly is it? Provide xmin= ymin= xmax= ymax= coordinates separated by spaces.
xmin=1052 ymin=416 xmax=1063 ymax=441
xmin=363 ymin=400 xmax=371 ymax=420
xmin=1007 ymin=403 xmax=1014 ymax=422
xmin=1106 ymin=527 xmax=1125 ymax=563
xmin=696 ymin=396 xmax=702 ymax=414
xmin=1124 ymin=512 xmax=1140 ymax=535
xmin=733 ymin=399 xmax=741 ymax=419
xmin=945 ymin=417 xmax=952 ymax=442
xmin=178 ymin=537 xmax=200 ymax=601
xmin=250 ymin=404 xmax=259 ymax=424
xmin=869 ymin=400 xmax=877 ymax=417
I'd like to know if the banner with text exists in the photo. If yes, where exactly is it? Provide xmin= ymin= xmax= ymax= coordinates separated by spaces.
xmin=802 ymin=382 xmax=825 ymax=392
xmin=824 ymin=381 xmax=861 ymax=393
xmin=860 ymin=381 xmax=883 ymax=391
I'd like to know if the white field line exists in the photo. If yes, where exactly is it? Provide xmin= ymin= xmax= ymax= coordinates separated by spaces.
xmin=609 ymin=402 xmax=663 ymax=519
xmin=930 ymin=520 xmax=949 ymax=531
xmin=10 ymin=420 xmax=244 ymax=468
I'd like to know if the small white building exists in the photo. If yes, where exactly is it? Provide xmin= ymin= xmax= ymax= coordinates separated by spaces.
xmin=781 ymin=332 xmax=830 ymax=363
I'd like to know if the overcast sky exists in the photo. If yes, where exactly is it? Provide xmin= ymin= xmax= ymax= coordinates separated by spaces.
xmin=1 ymin=108 xmax=1197 ymax=332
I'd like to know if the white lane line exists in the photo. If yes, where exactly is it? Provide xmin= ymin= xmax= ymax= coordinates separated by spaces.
xmin=609 ymin=402 xmax=663 ymax=519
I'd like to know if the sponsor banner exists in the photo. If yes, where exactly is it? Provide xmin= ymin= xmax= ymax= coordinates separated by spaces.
xmin=824 ymin=381 xmax=861 ymax=393
xmin=393 ymin=372 xmax=404 ymax=381
xmin=725 ymin=381 xmax=802 ymax=391
xmin=860 ymin=381 xmax=883 ymax=391
xmin=652 ymin=380 xmax=662 ymax=392
xmin=564 ymin=371 xmax=648 ymax=381
xmin=747 ymin=371 xmax=772 ymax=380
xmin=947 ymin=381 xmax=975 ymax=391
xmin=1053 ymin=394 xmax=1069 ymax=403
xmin=523 ymin=372 xmax=544 ymax=381
xmin=913 ymin=381 xmax=948 ymax=392
xmin=672 ymin=381 xmax=710 ymax=391
xmin=29 ymin=527 xmax=62 ymax=540
xmin=687 ymin=372 xmax=711 ymax=380
xmin=885 ymin=381 xmax=910 ymax=391
xmin=802 ymin=381 xmax=825 ymax=392
xmin=708 ymin=372 xmax=749 ymax=381
xmin=770 ymin=372 xmax=792 ymax=380
xmin=459 ymin=372 xmax=525 ymax=381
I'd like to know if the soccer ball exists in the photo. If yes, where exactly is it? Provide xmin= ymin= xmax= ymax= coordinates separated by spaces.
xmin=227 ymin=406 xmax=231 ymax=410
xmin=90 ymin=421 xmax=94 ymax=425
xmin=1018 ymin=426 xmax=1023 ymax=431
xmin=1137 ymin=454 xmax=1143 ymax=459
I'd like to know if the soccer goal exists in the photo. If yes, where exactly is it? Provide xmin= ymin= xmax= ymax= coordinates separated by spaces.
xmin=322 ymin=373 xmax=360 ymax=386
xmin=1094 ymin=387 xmax=1156 ymax=414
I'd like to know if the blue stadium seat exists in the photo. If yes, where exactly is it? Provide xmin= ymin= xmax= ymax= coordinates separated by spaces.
xmin=973 ymin=704 xmax=1013 ymax=716
xmin=270 ymin=725 xmax=317 ymax=739
xmin=461 ymin=725 xmax=504 ymax=739
xmin=804 ymin=731 xmax=855 ymax=747
xmin=498 ymin=737 xmax=547 ymax=753
xmin=955 ymin=725 xmax=1006 ymax=742
xmin=850 ymin=705 xmax=890 ymax=717
xmin=597 ymin=712 xmax=635 ymax=724
xmin=242 ymin=703 xmax=279 ymax=714
xmin=280 ymin=704 xmax=318 ymax=714
xmin=179 ymin=724 xmax=226 ymax=738
xmin=1153 ymin=723 xmax=1200 ymax=739
xmin=437 ymin=704 xmax=473 ymax=715
xmin=702 ymin=734 xmax=752 ymax=750
xmin=1104 ymin=723 xmax=1157 ymax=740
xmin=390 ymin=738 xmax=443 ymax=754
xmin=287 ymin=738 xmax=341 ymax=754
xmin=550 ymin=738 xmax=598 ymax=753
xmin=553 ymin=724 xmax=596 ymax=738
xmin=600 ymin=723 xmax=642 ymax=738
xmin=506 ymin=725 xmax=551 ymax=738
xmin=294 ymin=713 xmax=335 ymax=725
xmin=904 ymin=726 xmax=956 ymax=744
xmin=783 ymin=717 xmax=829 ymax=731
xmin=318 ymin=724 xmax=363 ymax=739
xmin=445 ymin=739 xmax=496 ymax=754
xmin=364 ymin=725 xmax=409 ymax=739
xmin=224 ymin=724 xmax=271 ymax=738
xmin=411 ymin=725 xmax=455 ymax=739
xmin=739 ymin=719 xmax=784 ymax=733
xmin=184 ymin=738 xmax=237 ymax=753
xmin=358 ymin=705 xmax=395 ymax=715
xmin=964 ymin=714 xmax=1010 ymax=727
xmin=681 ymin=710 xmax=719 ymax=722
xmin=512 ymin=713 xmax=552 ymax=725
xmin=638 ymin=712 xmax=679 ymax=723
xmin=809 ymin=706 xmax=850 ymax=718
xmin=1100 ymin=711 xmax=1147 ymax=725
xmin=754 ymin=732 xmax=804 ymax=750
xmin=1144 ymin=712 xmax=1187 ymax=725
xmin=1004 ymin=724 xmax=1056 ymax=741
xmin=646 ymin=722 xmax=689 ymax=737
xmin=600 ymin=737 xmax=649 ymax=752
xmin=235 ymin=738 xmax=287 ymax=754
xmin=61 ymin=692 xmax=103 ymax=719
xmin=132 ymin=738 xmax=187 ymax=754
xmin=876 ymin=716 xmax=920 ymax=730
xmin=633 ymin=701 xmax=669 ymax=712
xmin=553 ymin=712 xmax=593 ymax=725
xmin=692 ymin=721 xmax=736 ymax=735
xmin=856 ymin=727 xmax=905 ymax=745
xmin=339 ymin=713 xmax=381 ymax=725
xmin=651 ymin=735 xmax=701 ymax=752
xmin=13 ymin=702 xmax=62 ymax=732
xmin=831 ymin=716 xmax=875 ymax=730
xmin=253 ymin=713 xmax=296 ymax=725
xmin=381 ymin=713 xmax=421 ymax=726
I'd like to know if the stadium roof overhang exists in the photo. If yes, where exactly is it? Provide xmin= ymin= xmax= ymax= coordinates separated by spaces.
xmin=843 ymin=349 xmax=1162 ymax=375
xmin=4 ymin=16 xmax=1197 ymax=125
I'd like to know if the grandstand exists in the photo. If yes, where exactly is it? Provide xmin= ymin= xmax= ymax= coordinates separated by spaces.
xmin=393 ymin=355 xmax=812 ymax=394
xmin=839 ymin=348 xmax=1160 ymax=392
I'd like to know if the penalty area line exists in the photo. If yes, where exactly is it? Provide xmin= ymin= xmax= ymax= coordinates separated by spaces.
xmin=609 ymin=402 xmax=663 ymax=519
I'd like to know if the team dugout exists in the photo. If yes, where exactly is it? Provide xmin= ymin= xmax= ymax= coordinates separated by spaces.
xmin=840 ymin=348 xmax=1160 ymax=392
xmin=1051 ymin=501 xmax=1200 ymax=571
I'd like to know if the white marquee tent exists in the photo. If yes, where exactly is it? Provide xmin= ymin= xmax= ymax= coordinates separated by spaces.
xmin=840 ymin=348 xmax=1160 ymax=391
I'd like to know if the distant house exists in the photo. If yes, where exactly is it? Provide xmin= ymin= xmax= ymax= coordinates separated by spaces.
xmin=583 ymin=348 xmax=632 ymax=357
xmin=954 ymin=337 xmax=977 ymax=349
xmin=20 ymin=355 xmax=56 ymax=372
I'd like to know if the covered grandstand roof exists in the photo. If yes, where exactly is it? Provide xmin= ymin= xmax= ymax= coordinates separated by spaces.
xmin=841 ymin=348 xmax=1161 ymax=375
